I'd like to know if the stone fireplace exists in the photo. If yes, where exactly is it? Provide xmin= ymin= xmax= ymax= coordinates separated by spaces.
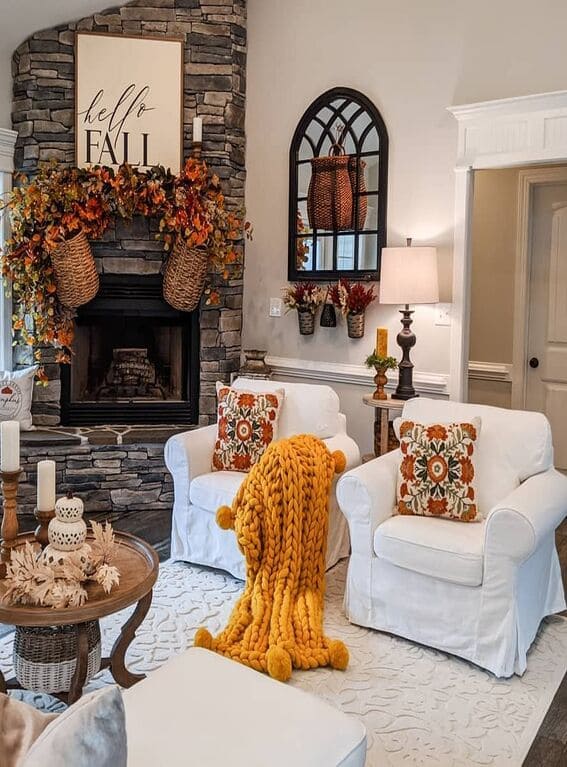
xmin=11 ymin=0 xmax=247 ymax=429
xmin=61 ymin=273 xmax=199 ymax=426
xmin=9 ymin=0 xmax=247 ymax=524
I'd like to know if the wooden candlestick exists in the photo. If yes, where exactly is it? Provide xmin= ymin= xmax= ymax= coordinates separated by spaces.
xmin=373 ymin=366 xmax=388 ymax=401
xmin=192 ymin=141 xmax=202 ymax=159
xmin=0 ymin=468 xmax=22 ymax=578
xmin=34 ymin=507 xmax=55 ymax=549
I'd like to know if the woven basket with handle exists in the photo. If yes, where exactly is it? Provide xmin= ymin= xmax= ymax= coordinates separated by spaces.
xmin=163 ymin=238 xmax=209 ymax=312
xmin=307 ymin=147 xmax=353 ymax=231
xmin=51 ymin=230 xmax=100 ymax=308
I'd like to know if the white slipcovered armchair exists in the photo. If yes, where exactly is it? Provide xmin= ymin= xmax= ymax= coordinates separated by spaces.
xmin=337 ymin=397 xmax=567 ymax=677
xmin=165 ymin=378 xmax=360 ymax=580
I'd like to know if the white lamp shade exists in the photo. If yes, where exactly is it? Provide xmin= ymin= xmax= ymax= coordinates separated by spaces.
xmin=379 ymin=245 xmax=439 ymax=305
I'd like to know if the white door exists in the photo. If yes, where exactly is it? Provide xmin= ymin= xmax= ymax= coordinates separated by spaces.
xmin=526 ymin=182 xmax=567 ymax=469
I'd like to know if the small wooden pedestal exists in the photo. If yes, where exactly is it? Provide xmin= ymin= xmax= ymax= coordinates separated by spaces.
xmin=362 ymin=394 xmax=404 ymax=458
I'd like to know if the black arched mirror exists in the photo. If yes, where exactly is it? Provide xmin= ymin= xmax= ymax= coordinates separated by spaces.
xmin=288 ymin=87 xmax=388 ymax=282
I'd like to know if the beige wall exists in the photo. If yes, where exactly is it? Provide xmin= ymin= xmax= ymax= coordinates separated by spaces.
xmin=469 ymin=169 xmax=518 ymax=366
xmin=468 ymin=168 xmax=518 ymax=409
xmin=244 ymin=0 xmax=567 ymax=451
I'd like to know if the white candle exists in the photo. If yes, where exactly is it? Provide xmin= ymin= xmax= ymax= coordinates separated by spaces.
xmin=0 ymin=421 xmax=20 ymax=473
xmin=193 ymin=116 xmax=203 ymax=143
xmin=37 ymin=459 xmax=56 ymax=512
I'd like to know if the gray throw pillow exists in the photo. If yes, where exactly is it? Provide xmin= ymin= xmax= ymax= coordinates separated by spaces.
xmin=22 ymin=687 xmax=127 ymax=767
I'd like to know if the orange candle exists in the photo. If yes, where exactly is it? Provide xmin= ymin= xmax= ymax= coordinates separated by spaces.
xmin=376 ymin=327 xmax=388 ymax=357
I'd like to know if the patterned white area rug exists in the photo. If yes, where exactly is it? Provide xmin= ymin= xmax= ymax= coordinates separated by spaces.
xmin=2 ymin=560 xmax=567 ymax=766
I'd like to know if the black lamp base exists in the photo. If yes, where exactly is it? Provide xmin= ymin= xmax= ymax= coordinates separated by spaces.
xmin=391 ymin=304 xmax=419 ymax=401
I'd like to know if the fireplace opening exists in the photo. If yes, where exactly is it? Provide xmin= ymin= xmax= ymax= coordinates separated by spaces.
xmin=61 ymin=275 xmax=199 ymax=426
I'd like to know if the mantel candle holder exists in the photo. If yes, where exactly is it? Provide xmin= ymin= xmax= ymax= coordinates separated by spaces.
xmin=192 ymin=141 xmax=202 ymax=160
xmin=0 ymin=468 xmax=23 ymax=578
xmin=34 ymin=506 xmax=56 ymax=549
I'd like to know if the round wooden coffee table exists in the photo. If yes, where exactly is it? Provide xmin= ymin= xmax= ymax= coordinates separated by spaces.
xmin=0 ymin=531 xmax=159 ymax=704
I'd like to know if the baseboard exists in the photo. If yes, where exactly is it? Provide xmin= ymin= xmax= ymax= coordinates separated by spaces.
xmin=265 ymin=355 xmax=450 ymax=397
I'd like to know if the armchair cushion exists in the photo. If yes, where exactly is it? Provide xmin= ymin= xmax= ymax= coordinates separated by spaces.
xmin=190 ymin=471 xmax=243 ymax=513
xmin=373 ymin=515 xmax=485 ymax=587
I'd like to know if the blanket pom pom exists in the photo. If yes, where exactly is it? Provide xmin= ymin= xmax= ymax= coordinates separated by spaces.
xmin=328 ymin=639 xmax=349 ymax=670
xmin=216 ymin=505 xmax=235 ymax=530
xmin=266 ymin=645 xmax=292 ymax=682
xmin=194 ymin=627 xmax=213 ymax=649
xmin=332 ymin=450 xmax=347 ymax=474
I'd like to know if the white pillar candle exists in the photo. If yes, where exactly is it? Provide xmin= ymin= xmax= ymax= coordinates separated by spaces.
xmin=0 ymin=421 xmax=20 ymax=473
xmin=37 ymin=459 xmax=56 ymax=512
xmin=193 ymin=116 xmax=203 ymax=143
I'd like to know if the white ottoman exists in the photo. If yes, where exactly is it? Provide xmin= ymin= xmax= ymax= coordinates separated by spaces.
xmin=123 ymin=647 xmax=366 ymax=767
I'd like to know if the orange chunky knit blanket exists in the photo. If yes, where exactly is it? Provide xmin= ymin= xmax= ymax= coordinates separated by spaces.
xmin=194 ymin=434 xmax=349 ymax=682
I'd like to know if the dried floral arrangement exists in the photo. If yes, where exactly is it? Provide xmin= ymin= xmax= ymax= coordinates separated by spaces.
xmin=0 ymin=159 xmax=251 ymax=373
xmin=329 ymin=278 xmax=376 ymax=316
xmin=282 ymin=281 xmax=324 ymax=314
xmin=3 ymin=521 xmax=120 ymax=609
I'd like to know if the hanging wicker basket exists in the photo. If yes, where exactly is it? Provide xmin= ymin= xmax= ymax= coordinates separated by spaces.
xmin=13 ymin=621 xmax=101 ymax=694
xmin=348 ymin=157 xmax=368 ymax=229
xmin=163 ymin=239 xmax=209 ymax=312
xmin=51 ymin=230 xmax=100 ymax=308
xmin=346 ymin=312 xmax=365 ymax=339
xmin=307 ymin=146 xmax=353 ymax=231
xmin=298 ymin=309 xmax=315 ymax=336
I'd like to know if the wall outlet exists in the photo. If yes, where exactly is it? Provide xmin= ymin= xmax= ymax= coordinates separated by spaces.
xmin=435 ymin=303 xmax=451 ymax=326
xmin=269 ymin=297 xmax=283 ymax=317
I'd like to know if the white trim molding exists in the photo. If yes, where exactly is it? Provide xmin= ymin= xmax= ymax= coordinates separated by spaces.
xmin=0 ymin=129 xmax=17 ymax=174
xmin=468 ymin=361 xmax=513 ymax=383
xmin=0 ymin=130 xmax=17 ymax=370
xmin=266 ymin=356 xmax=449 ymax=397
xmin=448 ymin=89 xmax=567 ymax=404
xmin=448 ymin=90 xmax=567 ymax=169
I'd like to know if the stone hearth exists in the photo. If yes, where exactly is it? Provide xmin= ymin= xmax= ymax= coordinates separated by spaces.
xmin=18 ymin=426 xmax=187 ymax=527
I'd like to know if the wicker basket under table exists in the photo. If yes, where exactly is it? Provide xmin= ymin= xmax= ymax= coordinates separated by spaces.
xmin=0 ymin=531 xmax=158 ymax=704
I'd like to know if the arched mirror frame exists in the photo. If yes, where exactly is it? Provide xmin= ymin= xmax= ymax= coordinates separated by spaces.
xmin=288 ymin=86 xmax=389 ymax=282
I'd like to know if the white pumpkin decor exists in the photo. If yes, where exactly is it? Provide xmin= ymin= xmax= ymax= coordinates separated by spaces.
xmin=42 ymin=492 xmax=91 ymax=567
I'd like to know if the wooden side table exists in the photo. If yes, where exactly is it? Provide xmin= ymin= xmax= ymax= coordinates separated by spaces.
xmin=363 ymin=394 xmax=405 ymax=458
xmin=0 ymin=531 xmax=159 ymax=704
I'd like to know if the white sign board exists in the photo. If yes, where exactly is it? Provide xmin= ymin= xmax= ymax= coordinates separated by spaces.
xmin=75 ymin=33 xmax=183 ymax=173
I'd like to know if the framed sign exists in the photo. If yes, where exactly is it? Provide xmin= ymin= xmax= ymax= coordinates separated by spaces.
xmin=75 ymin=32 xmax=183 ymax=173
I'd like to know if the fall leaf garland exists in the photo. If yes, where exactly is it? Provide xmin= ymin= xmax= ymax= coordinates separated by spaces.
xmin=0 ymin=159 xmax=250 ymax=367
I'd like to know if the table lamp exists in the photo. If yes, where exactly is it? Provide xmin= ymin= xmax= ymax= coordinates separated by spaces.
xmin=379 ymin=238 xmax=439 ymax=400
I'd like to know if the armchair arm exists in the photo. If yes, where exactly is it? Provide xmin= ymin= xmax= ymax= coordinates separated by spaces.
xmin=164 ymin=424 xmax=217 ymax=488
xmin=485 ymin=468 xmax=567 ymax=563
xmin=336 ymin=449 xmax=400 ymax=556
xmin=323 ymin=432 xmax=361 ymax=472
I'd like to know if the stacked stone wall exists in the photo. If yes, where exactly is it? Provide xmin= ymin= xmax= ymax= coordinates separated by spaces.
xmin=11 ymin=0 xmax=247 ymax=426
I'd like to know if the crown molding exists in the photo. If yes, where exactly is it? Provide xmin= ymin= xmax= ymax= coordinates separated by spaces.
xmin=448 ymin=89 xmax=567 ymax=121
xmin=266 ymin=355 xmax=449 ymax=397
xmin=0 ymin=129 xmax=17 ymax=174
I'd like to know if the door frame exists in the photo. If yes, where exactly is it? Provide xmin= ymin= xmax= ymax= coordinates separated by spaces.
xmin=511 ymin=166 xmax=567 ymax=408
xmin=448 ymin=89 xmax=567 ymax=402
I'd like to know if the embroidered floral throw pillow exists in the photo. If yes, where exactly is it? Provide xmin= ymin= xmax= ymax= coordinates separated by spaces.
xmin=396 ymin=418 xmax=481 ymax=522
xmin=212 ymin=384 xmax=284 ymax=472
